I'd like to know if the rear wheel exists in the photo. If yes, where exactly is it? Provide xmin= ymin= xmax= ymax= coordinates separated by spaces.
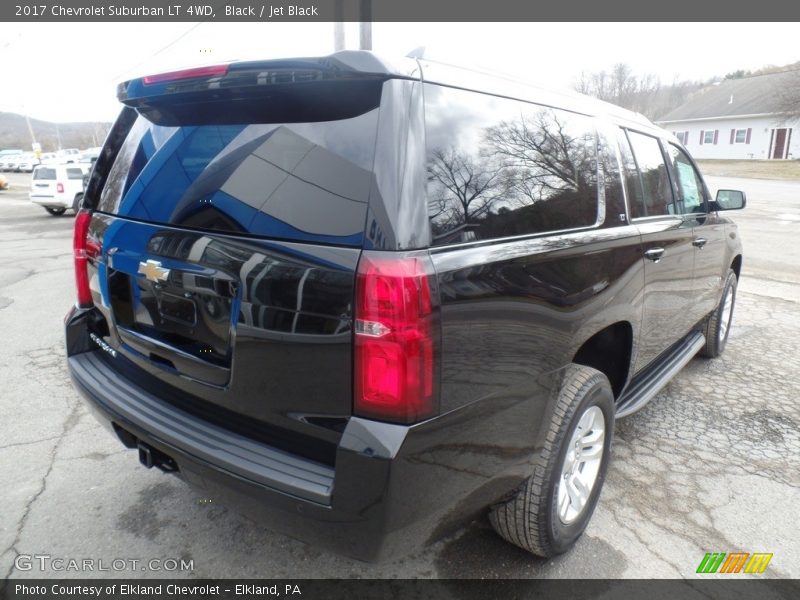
xmin=45 ymin=207 xmax=67 ymax=216
xmin=700 ymin=269 xmax=737 ymax=358
xmin=489 ymin=364 xmax=614 ymax=557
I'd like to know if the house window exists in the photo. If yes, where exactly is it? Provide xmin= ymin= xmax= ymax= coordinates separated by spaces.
xmin=734 ymin=129 xmax=747 ymax=143
xmin=703 ymin=130 xmax=716 ymax=144
xmin=675 ymin=131 xmax=688 ymax=144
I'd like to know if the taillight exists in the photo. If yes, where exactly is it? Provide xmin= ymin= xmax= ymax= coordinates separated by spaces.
xmin=354 ymin=252 xmax=439 ymax=424
xmin=56 ymin=182 xmax=64 ymax=194
xmin=73 ymin=209 xmax=98 ymax=307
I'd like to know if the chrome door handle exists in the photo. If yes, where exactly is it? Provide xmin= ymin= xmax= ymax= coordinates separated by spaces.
xmin=644 ymin=248 xmax=665 ymax=262
xmin=692 ymin=238 xmax=708 ymax=249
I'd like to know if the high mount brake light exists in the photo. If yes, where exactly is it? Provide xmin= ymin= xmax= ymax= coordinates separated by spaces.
xmin=143 ymin=64 xmax=230 ymax=85
xmin=354 ymin=253 xmax=439 ymax=424
xmin=73 ymin=209 xmax=99 ymax=307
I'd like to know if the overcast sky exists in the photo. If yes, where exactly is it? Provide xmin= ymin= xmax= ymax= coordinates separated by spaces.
xmin=2 ymin=22 xmax=798 ymax=123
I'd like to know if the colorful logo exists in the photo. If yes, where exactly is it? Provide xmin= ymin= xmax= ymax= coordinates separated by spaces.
xmin=696 ymin=552 xmax=773 ymax=574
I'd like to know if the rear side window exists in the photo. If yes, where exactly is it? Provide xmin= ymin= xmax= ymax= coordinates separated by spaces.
xmin=33 ymin=168 xmax=56 ymax=180
xmin=624 ymin=131 xmax=676 ymax=218
xmin=424 ymin=84 xmax=599 ymax=247
xmin=67 ymin=168 xmax=84 ymax=180
xmin=96 ymin=85 xmax=382 ymax=247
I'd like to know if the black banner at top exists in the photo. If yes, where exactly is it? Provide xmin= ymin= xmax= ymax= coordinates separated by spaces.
xmin=3 ymin=579 xmax=800 ymax=600
xmin=3 ymin=0 xmax=800 ymax=22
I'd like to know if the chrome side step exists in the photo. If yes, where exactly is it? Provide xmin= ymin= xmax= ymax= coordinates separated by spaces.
xmin=615 ymin=331 xmax=705 ymax=418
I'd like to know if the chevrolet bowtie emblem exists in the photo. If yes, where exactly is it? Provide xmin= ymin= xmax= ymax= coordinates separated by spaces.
xmin=138 ymin=259 xmax=170 ymax=283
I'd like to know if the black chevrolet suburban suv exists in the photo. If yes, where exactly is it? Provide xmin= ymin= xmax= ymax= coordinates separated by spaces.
xmin=65 ymin=51 xmax=745 ymax=560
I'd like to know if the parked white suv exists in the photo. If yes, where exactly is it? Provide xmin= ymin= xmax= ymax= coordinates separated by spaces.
xmin=30 ymin=164 xmax=88 ymax=216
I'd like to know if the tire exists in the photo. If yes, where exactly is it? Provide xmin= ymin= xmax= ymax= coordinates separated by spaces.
xmin=72 ymin=193 xmax=83 ymax=213
xmin=45 ymin=207 xmax=67 ymax=216
xmin=489 ymin=364 xmax=615 ymax=557
xmin=699 ymin=269 xmax=737 ymax=358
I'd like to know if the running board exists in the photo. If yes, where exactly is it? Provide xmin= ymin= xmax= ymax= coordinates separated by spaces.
xmin=615 ymin=331 xmax=706 ymax=418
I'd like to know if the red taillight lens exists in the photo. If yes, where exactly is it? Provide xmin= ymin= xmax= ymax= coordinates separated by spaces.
xmin=56 ymin=182 xmax=64 ymax=194
xmin=143 ymin=64 xmax=229 ymax=85
xmin=73 ymin=209 xmax=97 ymax=307
xmin=354 ymin=253 xmax=439 ymax=424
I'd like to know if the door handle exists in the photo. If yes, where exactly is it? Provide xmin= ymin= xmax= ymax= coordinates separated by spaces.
xmin=692 ymin=237 xmax=708 ymax=249
xmin=644 ymin=248 xmax=664 ymax=262
xmin=644 ymin=248 xmax=665 ymax=263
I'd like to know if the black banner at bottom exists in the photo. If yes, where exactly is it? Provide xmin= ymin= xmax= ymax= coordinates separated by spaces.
xmin=2 ymin=579 xmax=799 ymax=600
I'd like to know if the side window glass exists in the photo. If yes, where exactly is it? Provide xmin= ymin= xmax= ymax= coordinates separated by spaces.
xmin=625 ymin=131 xmax=676 ymax=218
xmin=424 ymin=84 xmax=599 ymax=246
xmin=596 ymin=129 xmax=626 ymax=227
xmin=665 ymin=144 xmax=706 ymax=214
xmin=616 ymin=128 xmax=645 ymax=219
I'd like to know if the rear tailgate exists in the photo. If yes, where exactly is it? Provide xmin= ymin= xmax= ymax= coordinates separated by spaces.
xmin=84 ymin=64 xmax=386 ymax=464
xmin=30 ymin=166 xmax=57 ymax=199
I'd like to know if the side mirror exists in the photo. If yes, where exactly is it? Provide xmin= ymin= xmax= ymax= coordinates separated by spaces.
xmin=712 ymin=189 xmax=746 ymax=211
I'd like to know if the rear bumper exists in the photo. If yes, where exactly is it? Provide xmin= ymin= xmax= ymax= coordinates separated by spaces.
xmin=70 ymin=350 xmax=336 ymax=505
xmin=30 ymin=194 xmax=69 ymax=208
xmin=65 ymin=305 xmax=527 ymax=560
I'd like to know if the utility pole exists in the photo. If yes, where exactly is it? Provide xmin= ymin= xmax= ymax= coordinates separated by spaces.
xmin=359 ymin=0 xmax=372 ymax=50
xmin=333 ymin=0 xmax=344 ymax=51
xmin=24 ymin=113 xmax=37 ymax=149
xmin=332 ymin=0 xmax=371 ymax=52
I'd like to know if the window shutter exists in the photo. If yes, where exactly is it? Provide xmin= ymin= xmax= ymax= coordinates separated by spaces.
xmin=730 ymin=129 xmax=735 ymax=144
xmin=714 ymin=130 xmax=719 ymax=145
xmin=746 ymin=128 xmax=752 ymax=144
xmin=700 ymin=130 xmax=704 ymax=145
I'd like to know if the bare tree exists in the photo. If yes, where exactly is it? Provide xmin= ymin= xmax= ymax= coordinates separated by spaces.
xmin=574 ymin=63 xmax=663 ymax=118
xmin=427 ymin=146 xmax=506 ymax=231
xmin=484 ymin=112 xmax=593 ymax=204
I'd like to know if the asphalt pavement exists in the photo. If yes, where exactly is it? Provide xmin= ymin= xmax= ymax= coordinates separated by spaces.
xmin=0 ymin=171 xmax=798 ymax=579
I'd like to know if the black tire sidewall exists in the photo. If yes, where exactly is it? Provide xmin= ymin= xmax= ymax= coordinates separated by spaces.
xmin=545 ymin=376 xmax=615 ymax=554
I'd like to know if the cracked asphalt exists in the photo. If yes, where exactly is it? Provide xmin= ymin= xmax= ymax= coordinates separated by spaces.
xmin=0 ymin=172 xmax=798 ymax=579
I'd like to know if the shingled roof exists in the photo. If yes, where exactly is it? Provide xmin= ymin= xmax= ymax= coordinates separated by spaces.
xmin=658 ymin=69 xmax=798 ymax=122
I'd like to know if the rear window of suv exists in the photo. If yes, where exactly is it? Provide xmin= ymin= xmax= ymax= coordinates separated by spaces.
xmin=96 ymin=89 xmax=381 ymax=247
xmin=34 ymin=168 xmax=56 ymax=180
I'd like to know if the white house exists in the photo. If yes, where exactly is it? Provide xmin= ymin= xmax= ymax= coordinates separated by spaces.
xmin=657 ymin=70 xmax=799 ymax=160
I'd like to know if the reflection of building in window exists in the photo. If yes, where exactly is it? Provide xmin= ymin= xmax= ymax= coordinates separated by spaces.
xmin=100 ymin=113 xmax=377 ymax=246
xmin=239 ymin=256 xmax=350 ymax=336
xmin=146 ymin=231 xmax=352 ymax=339
xmin=175 ymin=126 xmax=371 ymax=242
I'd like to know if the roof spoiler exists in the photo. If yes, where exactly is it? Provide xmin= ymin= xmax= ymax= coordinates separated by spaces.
xmin=117 ymin=51 xmax=417 ymax=107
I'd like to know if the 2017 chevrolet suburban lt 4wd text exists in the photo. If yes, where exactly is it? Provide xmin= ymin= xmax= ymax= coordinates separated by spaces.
xmin=65 ymin=52 xmax=745 ymax=560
